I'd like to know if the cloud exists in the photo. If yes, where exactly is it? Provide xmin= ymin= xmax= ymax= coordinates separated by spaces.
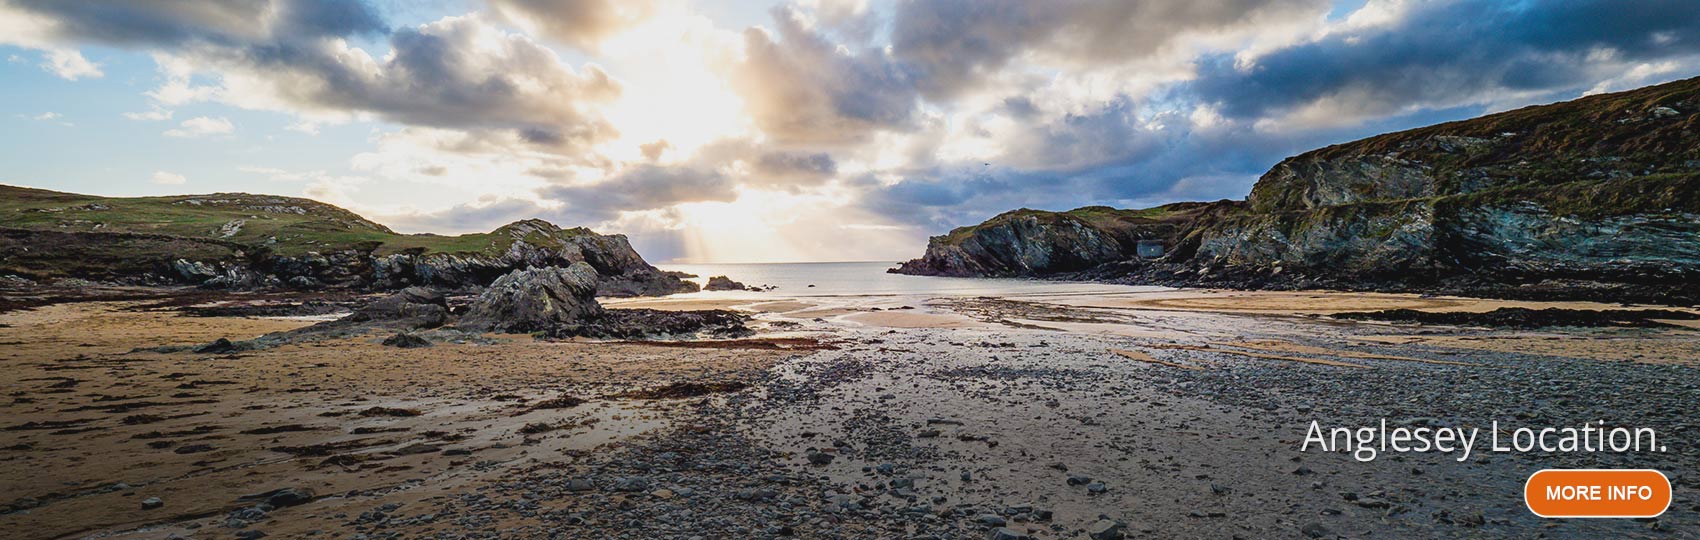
xmin=541 ymin=164 xmax=737 ymax=223
xmin=150 ymin=171 xmax=187 ymax=185
xmin=122 ymin=106 xmax=173 ymax=121
xmin=42 ymin=48 xmax=100 ymax=79
xmin=163 ymin=116 xmax=234 ymax=137
xmin=4 ymin=1 xmax=622 ymax=154
xmin=888 ymin=0 xmax=1328 ymax=99
xmin=487 ymin=0 xmax=656 ymax=51
xmin=730 ymin=6 xmax=919 ymax=145
xmin=1190 ymin=0 xmax=1700 ymax=127
xmin=4 ymin=0 xmax=385 ymax=46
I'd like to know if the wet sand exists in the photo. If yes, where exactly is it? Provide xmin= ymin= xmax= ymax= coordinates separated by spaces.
xmin=2 ymin=287 xmax=1696 ymax=538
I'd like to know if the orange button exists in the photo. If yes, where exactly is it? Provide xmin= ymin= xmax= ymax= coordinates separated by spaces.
xmin=1525 ymin=469 xmax=1671 ymax=518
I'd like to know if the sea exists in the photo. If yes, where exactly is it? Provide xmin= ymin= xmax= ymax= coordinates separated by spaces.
xmin=655 ymin=261 xmax=1156 ymax=298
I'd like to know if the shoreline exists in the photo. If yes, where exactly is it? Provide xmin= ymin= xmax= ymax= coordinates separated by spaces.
xmin=2 ymin=284 xmax=1697 ymax=538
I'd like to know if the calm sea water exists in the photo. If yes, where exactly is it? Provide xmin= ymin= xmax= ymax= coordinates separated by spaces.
xmin=656 ymin=261 xmax=1156 ymax=297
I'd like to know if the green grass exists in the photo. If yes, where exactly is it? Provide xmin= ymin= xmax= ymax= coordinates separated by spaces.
xmin=0 ymin=184 xmax=527 ymax=257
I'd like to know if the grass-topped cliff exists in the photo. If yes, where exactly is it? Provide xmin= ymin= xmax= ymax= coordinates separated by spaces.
xmin=0 ymin=185 xmax=694 ymax=295
xmin=0 ymin=185 xmax=586 ymax=257
xmin=896 ymin=77 xmax=1700 ymax=304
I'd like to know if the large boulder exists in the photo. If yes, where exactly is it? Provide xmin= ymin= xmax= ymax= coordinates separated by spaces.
xmin=703 ymin=275 xmax=751 ymax=291
xmin=460 ymin=263 xmax=604 ymax=333
xmin=344 ymin=286 xmax=448 ymax=329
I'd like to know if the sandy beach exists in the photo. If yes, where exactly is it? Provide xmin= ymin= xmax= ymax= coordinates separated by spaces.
xmin=2 ymin=286 xmax=1697 ymax=539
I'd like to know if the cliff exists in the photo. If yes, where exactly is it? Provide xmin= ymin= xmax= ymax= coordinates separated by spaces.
xmin=0 ymin=186 xmax=696 ymax=296
xmin=894 ymin=76 xmax=1700 ymax=304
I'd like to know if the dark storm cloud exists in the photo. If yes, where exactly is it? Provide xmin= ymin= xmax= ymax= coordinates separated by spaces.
xmin=1191 ymin=0 xmax=1700 ymax=122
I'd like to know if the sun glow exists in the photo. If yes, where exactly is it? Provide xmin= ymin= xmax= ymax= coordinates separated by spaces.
xmin=597 ymin=8 xmax=748 ymax=161
xmin=670 ymin=189 xmax=915 ymax=264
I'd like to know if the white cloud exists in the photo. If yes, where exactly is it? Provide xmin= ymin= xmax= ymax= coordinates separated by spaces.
xmin=30 ymin=112 xmax=60 ymax=121
xmin=150 ymin=171 xmax=187 ymax=185
xmin=43 ymin=49 xmax=101 ymax=80
xmin=162 ymin=116 xmax=234 ymax=138
xmin=122 ymin=107 xmax=174 ymax=121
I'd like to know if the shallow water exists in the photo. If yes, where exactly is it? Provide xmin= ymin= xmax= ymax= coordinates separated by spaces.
xmin=657 ymin=261 xmax=1158 ymax=298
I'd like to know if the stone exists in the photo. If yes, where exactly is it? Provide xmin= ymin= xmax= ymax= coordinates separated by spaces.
xmin=239 ymin=487 xmax=315 ymax=508
xmin=1085 ymin=519 xmax=1126 ymax=540
xmin=1300 ymin=522 xmax=1332 ymax=538
xmin=459 ymin=264 xmax=604 ymax=333
xmin=141 ymin=497 xmax=164 ymax=510
xmin=346 ymin=286 xmax=449 ymax=329
xmin=381 ymin=332 xmax=432 ymax=348
xmin=806 ymin=450 xmax=835 ymax=465
xmin=703 ymin=275 xmax=753 ymax=291
xmin=987 ymin=527 xmax=1028 ymax=540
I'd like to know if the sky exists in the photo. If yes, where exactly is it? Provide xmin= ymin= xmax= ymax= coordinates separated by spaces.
xmin=3 ymin=0 xmax=1699 ymax=263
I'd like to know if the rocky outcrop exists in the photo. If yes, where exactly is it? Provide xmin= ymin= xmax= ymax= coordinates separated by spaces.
xmin=895 ymin=76 xmax=1700 ymax=304
xmin=0 ymin=187 xmax=696 ymax=296
xmin=363 ymin=220 xmax=693 ymax=296
xmin=704 ymin=276 xmax=751 ymax=291
xmin=891 ymin=203 xmax=1235 ymax=277
xmin=459 ymin=263 xmax=605 ymax=333
xmin=344 ymin=286 xmax=450 ymax=329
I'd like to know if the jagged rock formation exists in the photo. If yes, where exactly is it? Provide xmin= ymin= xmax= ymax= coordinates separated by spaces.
xmin=343 ymin=286 xmax=450 ymax=329
xmin=890 ymin=203 xmax=1236 ymax=276
xmin=0 ymin=188 xmax=696 ymax=296
xmin=459 ymin=264 xmax=605 ymax=333
xmin=895 ymin=76 xmax=1700 ymax=304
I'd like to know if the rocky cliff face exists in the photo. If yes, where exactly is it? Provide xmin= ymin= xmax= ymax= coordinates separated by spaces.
xmin=892 ymin=203 xmax=1232 ymax=277
xmin=895 ymin=76 xmax=1700 ymax=304
xmin=0 ymin=188 xmax=697 ymax=296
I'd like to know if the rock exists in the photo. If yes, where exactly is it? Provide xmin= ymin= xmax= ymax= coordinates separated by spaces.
xmin=987 ymin=527 xmax=1028 ymax=540
xmin=889 ymin=78 xmax=1700 ymax=305
xmin=1085 ymin=519 xmax=1126 ymax=540
xmin=976 ymin=514 xmax=1007 ymax=527
xmin=703 ymin=275 xmax=752 ymax=291
xmin=459 ymin=264 xmax=604 ymax=333
xmin=1300 ymin=522 xmax=1332 ymax=538
xmin=390 ymin=443 xmax=440 ymax=456
xmin=1066 ymin=474 xmax=1091 ymax=486
xmin=543 ymin=308 xmax=750 ymax=340
xmin=565 ymin=478 xmax=595 ymax=492
xmin=1086 ymin=482 xmax=1108 ymax=494
xmin=346 ymin=286 xmax=449 ymax=329
xmin=381 ymin=332 xmax=432 ymax=348
xmin=613 ymin=477 xmax=650 ymax=492
xmin=193 ymin=338 xmax=238 ymax=354
xmin=805 ymin=449 xmax=835 ymax=465
xmin=141 ymin=497 xmax=163 ymax=510
xmin=239 ymin=487 xmax=315 ymax=508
